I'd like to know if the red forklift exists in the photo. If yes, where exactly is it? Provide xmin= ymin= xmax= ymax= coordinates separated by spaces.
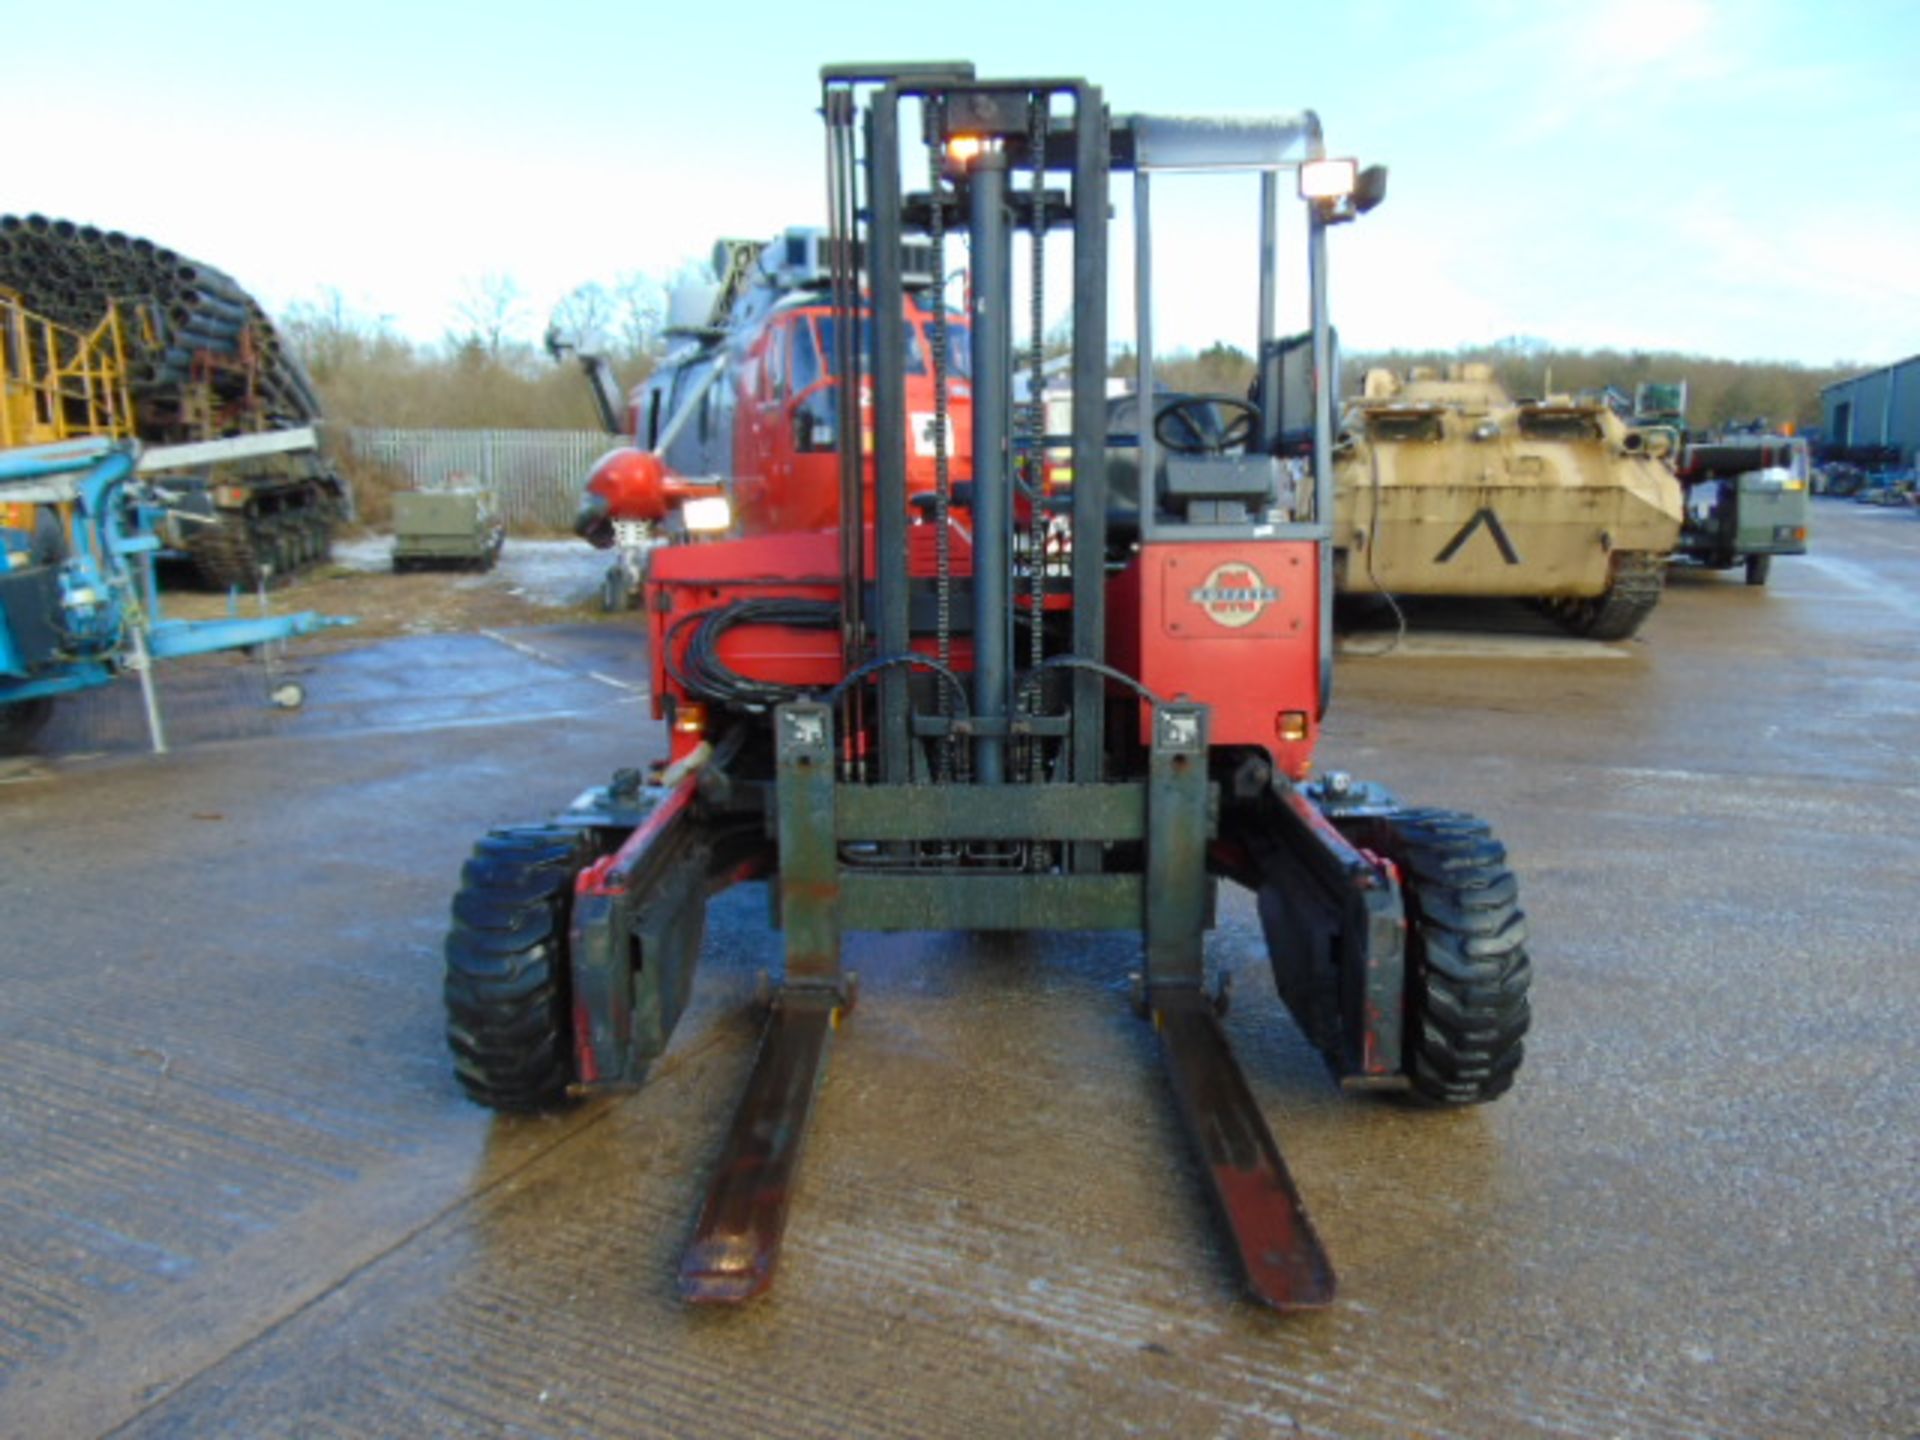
xmin=444 ymin=63 xmax=1531 ymax=1311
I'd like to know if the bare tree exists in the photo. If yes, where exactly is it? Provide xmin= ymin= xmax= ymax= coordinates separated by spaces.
xmin=453 ymin=272 xmax=529 ymax=357
xmin=549 ymin=281 xmax=616 ymax=352
xmin=610 ymin=270 xmax=665 ymax=363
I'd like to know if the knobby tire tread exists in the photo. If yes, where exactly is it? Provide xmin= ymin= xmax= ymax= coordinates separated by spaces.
xmin=444 ymin=825 xmax=595 ymax=1111
xmin=1385 ymin=807 xmax=1532 ymax=1105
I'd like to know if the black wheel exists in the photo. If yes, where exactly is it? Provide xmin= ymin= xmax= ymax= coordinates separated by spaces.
xmin=0 ymin=699 xmax=55 ymax=754
xmin=1545 ymin=551 xmax=1665 ymax=640
xmin=601 ymin=566 xmax=630 ymax=612
xmin=1374 ymin=808 xmax=1531 ymax=1105
xmin=1744 ymin=553 xmax=1772 ymax=586
xmin=444 ymin=825 xmax=598 ymax=1111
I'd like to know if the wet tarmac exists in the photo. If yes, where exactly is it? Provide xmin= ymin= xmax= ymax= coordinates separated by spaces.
xmin=1 ymin=500 xmax=1914 ymax=1437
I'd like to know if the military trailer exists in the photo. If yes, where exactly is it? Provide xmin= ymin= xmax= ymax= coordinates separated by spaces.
xmin=1334 ymin=364 xmax=1684 ymax=639
xmin=391 ymin=488 xmax=505 ymax=572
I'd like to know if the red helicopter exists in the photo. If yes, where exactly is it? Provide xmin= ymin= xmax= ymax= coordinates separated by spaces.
xmin=567 ymin=228 xmax=979 ymax=574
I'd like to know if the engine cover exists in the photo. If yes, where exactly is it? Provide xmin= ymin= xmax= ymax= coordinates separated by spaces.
xmin=1108 ymin=540 xmax=1321 ymax=779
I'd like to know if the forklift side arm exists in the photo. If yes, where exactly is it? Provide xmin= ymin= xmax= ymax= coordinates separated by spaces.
xmin=1220 ymin=783 xmax=1407 ymax=1086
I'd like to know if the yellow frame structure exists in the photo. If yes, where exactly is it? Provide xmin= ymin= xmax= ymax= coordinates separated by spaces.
xmin=1 ymin=287 xmax=137 ymax=448
xmin=1 ymin=288 xmax=138 ymax=538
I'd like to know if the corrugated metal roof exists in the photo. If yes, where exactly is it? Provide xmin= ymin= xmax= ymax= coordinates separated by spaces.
xmin=1821 ymin=354 xmax=1920 ymax=393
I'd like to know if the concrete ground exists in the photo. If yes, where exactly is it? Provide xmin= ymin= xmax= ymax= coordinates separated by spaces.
xmin=1 ymin=501 xmax=1914 ymax=1438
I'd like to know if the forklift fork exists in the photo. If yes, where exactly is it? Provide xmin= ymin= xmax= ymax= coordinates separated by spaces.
xmin=681 ymin=703 xmax=847 ymax=1302
xmin=1151 ymin=990 xmax=1336 ymax=1309
xmin=1143 ymin=705 xmax=1335 ymax=1309
xmin=680 ymin=989 xmax=841 ymax=1302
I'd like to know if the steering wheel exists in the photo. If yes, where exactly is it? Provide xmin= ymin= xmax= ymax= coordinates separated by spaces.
xmin=1153 ymin=395 xmax=1261 ymax=455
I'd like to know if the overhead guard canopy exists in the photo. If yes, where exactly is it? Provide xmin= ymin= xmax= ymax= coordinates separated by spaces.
xmin=1124 ymin=112 xmax=1325 ymax=171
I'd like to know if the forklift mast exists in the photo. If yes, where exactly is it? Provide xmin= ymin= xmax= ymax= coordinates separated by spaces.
xmin=825 ymin=66 xmax=1346 ymax=792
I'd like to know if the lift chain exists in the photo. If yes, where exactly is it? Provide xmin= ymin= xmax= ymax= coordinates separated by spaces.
xmin=1025 ymin=93 xmax=1050 ymax=794
xmin=926 ymin=104 xmax=955 ymax=785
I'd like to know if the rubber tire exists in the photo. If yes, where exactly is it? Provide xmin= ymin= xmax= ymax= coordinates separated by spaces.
xmin=0 ymin=699 xmax=55 ymax=755
xmin=1545 ymin=552 xmax=1665 ymax=641
xmin=1375 ymin=808 xmax=1531 ymax=1105
xmin=444 ymin=825 xmax=597 ymax=1112
xmin=1744 ymin=553 xmax=1772 ymax=587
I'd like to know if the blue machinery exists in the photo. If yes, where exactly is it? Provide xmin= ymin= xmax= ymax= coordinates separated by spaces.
xmin=0 ymin=437 xmax=349 ymax=754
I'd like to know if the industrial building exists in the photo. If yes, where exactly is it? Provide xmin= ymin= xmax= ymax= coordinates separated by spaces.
xmin=1821 ymin=355 xmax=1920 ymax=463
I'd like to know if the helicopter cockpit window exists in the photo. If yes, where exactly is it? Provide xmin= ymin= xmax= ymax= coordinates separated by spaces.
xmin=817 ymin=317 xmax=929 ymax=378
xmin=941 ymin=321 xmax=973 ymax=381
xmin=904 ymin=316 xmax=971 ymax=381
xmin=765 ymin=323 xmax=787 ymax=402
xmin=792 ymin=320 xmax=823 ymax=393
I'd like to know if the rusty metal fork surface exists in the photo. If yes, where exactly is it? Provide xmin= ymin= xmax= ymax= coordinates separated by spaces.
xmin=679 ymin=992 xmax=837 ymax=1304
xmin=1154 ymin=989 xmax=1336 ymax=1310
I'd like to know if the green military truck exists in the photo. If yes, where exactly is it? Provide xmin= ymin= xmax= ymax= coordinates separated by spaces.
xmin=1674 ymin=437 xmax=1811 ymax=585
xmin=391 ymin=488 xmax=506 ymax=572
xmin=1632 ymin=383 xmax=1809 ymax=586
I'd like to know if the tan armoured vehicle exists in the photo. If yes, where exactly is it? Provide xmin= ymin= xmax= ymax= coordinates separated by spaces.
xmin=1333 ymin=364 xmax=1684 ymax=639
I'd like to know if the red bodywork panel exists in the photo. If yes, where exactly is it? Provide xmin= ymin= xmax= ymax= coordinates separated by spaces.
xmin=1108 ymin=541 xmax=1321 ymax=780
xmin=650 ymin=530 xmax=1320 ymax=778
xmin=647 ymin=524 xmax=979 ymax=731
xmin=649 ymin=532 xmax=842 ymax=720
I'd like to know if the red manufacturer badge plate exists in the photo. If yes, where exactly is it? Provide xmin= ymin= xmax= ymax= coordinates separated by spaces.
xmin=1162 ymin=551 xmax=1300 ymax=639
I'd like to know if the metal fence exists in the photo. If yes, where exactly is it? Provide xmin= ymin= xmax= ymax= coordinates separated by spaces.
xmin=337 ymin=427 xmax=609 ymax=529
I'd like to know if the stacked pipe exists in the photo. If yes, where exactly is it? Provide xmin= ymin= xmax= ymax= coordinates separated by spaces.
xmin=0 ymin=213 xmax=322 ymax=432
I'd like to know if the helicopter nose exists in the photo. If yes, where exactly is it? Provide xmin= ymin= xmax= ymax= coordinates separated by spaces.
xmin=575 ymin=490 xmax=614 ymax=548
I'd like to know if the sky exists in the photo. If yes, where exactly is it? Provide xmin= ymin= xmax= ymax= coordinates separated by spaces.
xmin=10 ymin=0 xmax=1917 ymax=369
